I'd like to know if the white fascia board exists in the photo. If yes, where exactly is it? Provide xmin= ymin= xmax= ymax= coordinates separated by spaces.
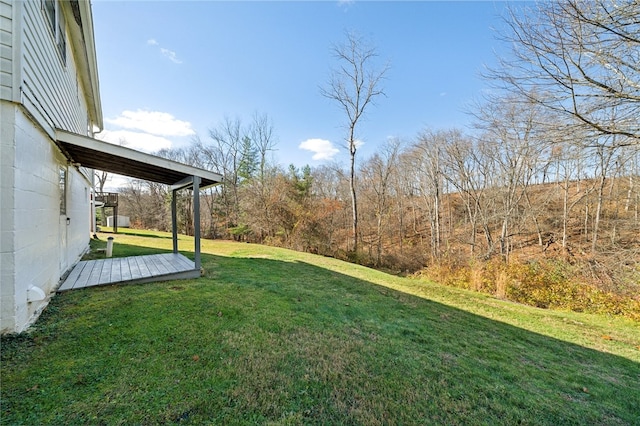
xmin=73 ymin=1 xmax=103 ymax=130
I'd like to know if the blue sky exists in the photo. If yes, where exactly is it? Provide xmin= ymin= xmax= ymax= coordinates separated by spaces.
xmin=92 ymin=1 xmax=511 ymax=169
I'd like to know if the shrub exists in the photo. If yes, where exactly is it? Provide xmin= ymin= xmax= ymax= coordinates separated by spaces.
xmin=416 ymin=257 xmax=640 ymax=320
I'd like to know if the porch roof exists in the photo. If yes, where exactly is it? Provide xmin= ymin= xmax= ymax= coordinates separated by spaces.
xmin=55 ymin=129 xmax=223 ymax=189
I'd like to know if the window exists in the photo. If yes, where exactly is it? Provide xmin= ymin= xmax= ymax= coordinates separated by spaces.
xmin=59 ymin=166 xmax=67 ymax=215
xmin=43 ymin=0 xmax=55 ymax=33
xmin=57 ymin=10 xmax=66 ymax=64
xmin=42 ymin=0 xmax=66 ymax=65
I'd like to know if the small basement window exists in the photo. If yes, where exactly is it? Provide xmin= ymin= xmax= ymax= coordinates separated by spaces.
xmin=59 ymin=166 xmax=67 ymax=215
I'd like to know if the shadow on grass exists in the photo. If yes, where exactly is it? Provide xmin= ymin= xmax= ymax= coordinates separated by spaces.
xmin=97 ymin=228 xmax=174 ymax=239
xmin=84 ymin=239 xmax=175 ymax=261
xmin=2 ymin=243 xmax=639 ymax=425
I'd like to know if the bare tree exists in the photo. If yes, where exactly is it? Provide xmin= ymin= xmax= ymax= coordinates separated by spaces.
xmin=492 ymin=0 xmax=640 ymax=142
xmin=247 ymin=112 xmax=278 ymax=241
xmin=440 ymin=132 xmax=497 ymax=256
xmin=157 ymin=147 xmax=197 ymax=236
xmin=199 ymin=117 xmax=247 ymax=235
xmin=411 ymin=130 xmax=447 ymax=262
xmin=119 ymin=179 xmax=170 ymax=231
xmin=359 ymin=138 xmax=402 ymax=265
xmin=250 ymin=112 xmax=277 ymax=182
xmin=309 ymin=164 xmax=350 ymax=255
xmin=94 ymin=170 xmax=108 ymax=193
xmin=94 ymin=170 xmax=109 ymax=226
xmin=477 ymin=98 xmax=545 ymax=261
xmin=390 ymin=150 xmax=414 ymax=256
xmin=321 ymin=31 xmax=389 ymax=252
xmin=589 ymin=137 xmax=621 ymax=253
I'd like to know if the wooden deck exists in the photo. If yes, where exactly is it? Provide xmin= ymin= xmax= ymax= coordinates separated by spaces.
xmin=58 ymin=253 xmax=200 ymax=292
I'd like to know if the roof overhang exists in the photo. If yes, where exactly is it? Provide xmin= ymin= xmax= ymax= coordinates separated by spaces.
xmin=55 ymin=129 xmax=223 ymax=189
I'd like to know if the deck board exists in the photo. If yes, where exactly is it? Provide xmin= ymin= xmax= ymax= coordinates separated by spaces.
xmin=174 ymin=254 xmax=195 ymax=270
xmin=145 ymin=255 xmax=162 ymax=276
xmin=89 ymin=260 xmax=106 ymax=286
xmin=58 ymin=261 xmax=87 ymax=291
xmin=135 ymin=255 xmax=152 ymax=278
xmin=99 ymin=259 xmax=112 ymax=283
xmin=111 ymin=258 xmax=123 ymax=282
xmin=58 ymin=253 xmax=200 ymax=292
xmin=148 ymin=255 xmax=168 ymax=275
xmin=128 ymin=257 xmax=143 ymax=280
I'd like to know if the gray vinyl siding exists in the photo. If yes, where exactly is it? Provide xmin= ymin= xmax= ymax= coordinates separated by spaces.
xmin=20 ymin=0 xmax=89 ymax=135
xmin=0 ymin=0 xmax=12 ymax=100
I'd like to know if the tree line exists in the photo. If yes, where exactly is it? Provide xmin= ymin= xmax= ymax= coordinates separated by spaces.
xmin=118 ymin=105 xmax=639 ymax=282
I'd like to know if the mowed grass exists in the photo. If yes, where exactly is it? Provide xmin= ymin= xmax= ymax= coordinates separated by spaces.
xmin=2 ymin=230 xmax=639 ymax=425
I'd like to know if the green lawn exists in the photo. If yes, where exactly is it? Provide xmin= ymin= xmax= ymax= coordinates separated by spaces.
xmin=2 ymin=230 xmax=639 ymax=425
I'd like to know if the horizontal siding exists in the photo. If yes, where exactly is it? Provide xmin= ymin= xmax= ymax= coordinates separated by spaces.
xmin=20 ymin=0 xmax=88 ymax=134
xmin=0 ymin=1 xmax=11 ymax=20
xmin=0 ymin=0 xmax=12 ymax=100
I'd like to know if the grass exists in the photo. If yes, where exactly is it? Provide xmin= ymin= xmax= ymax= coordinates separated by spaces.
xmin=2 ymin=230 xmax=639 ymax=425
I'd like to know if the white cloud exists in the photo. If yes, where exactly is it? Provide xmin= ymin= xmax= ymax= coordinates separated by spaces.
xmin=353 ymin=139 xmax=364 ymax=149
xmin=102 ymin=174 xmax=131 ymax=192
xmin=105 ymin=110 xmax=195 ymax=137
xmin=147 ymin=38 xmax=183 ymax=64
xmin=160 ymin=48 xmax=183 ymax=64
xmin=338 ymin=0 xmax=355 ymax=9
xmin=97 ymin=130 xmax=173 ymax=153
xmin=299 ymin=138 xmax=340 ymax=161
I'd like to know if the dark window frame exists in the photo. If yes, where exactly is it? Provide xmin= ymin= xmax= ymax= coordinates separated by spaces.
xmin=41 ymin=0 xmax=66 ymax=66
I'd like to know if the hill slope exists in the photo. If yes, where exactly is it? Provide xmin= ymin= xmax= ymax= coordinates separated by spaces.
xmin=2 ymin=232 xmax=639 ymax=424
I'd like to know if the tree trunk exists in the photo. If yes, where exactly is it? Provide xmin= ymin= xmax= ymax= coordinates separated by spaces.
xmin=433 ymin=180 xmax=441 ymax=260
xmin=592 ymin=173 xmax=605 ymax=254
xmin=524 ymin=190 xmax=543 ymax=247
xmin=376 ymin=212 xmax=383 ymax=265
xmin=562 ymin=178 xmax=569 ymax=249
xmin=500 ymin=218 xmax=509 ymax=261
xmin=349 ymin=143 xmax=358 ymax=252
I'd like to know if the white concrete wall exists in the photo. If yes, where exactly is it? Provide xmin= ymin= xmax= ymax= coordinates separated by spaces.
xmin=65 ymin=165 xmax=92 ymax=278
xmin=2 ymin=104 xmax=91 ymax=333
xmin=1 ymin=102 xmax=17 ymax=333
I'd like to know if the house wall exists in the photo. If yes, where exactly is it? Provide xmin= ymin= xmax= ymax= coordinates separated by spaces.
xmin=1 ymin=1 xmax=96 ymax=333
xmin=21 ymin=0 xmax=90 ymax=134
xmin=1 ymin=103 xmax=91 ymax=333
